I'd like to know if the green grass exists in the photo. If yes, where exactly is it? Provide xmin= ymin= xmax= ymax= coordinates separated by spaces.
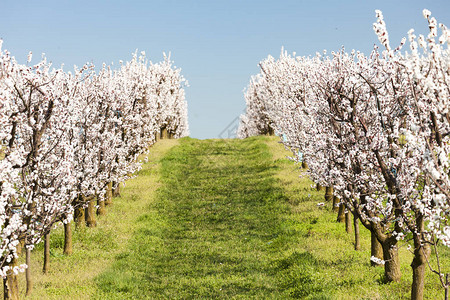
xmin=7 ymin=136 xmax=449 ymax=299
xmin=95 ymin=137 xmax=292 ymax=299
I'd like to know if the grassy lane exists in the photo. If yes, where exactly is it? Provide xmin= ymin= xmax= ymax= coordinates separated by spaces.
xmin=96 ymin=137 xmax=298 ymax=298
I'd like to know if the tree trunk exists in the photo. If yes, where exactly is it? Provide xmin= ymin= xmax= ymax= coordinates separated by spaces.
xmin=112 ymin=182 xmax=120 ymax=198
xmin=74 ymin=205 xmax=85 ymax=228
xmin=105 ymin=182 xmax=113 ymax=206
xmin=63 ymin=222 xmax=72 ymax=255
xmin=25 ymin=247 xmax=32 ymax=296
xmin=97 ymin=196 xmax=106 ymax=216
xmin=411 ymin=245 xmax=430 ymax=300
xmin=345 ymin=211 xmax=352 ymax=233
xmin=161 ymin=128 xmax=168 ymax=139
xmin=316 ymin=183 xmax=324 ymax=191
xmin=85 ymin=197 xmax=97 ymax=227
xmin=74 ymin=194 xmax=86 ymax=228
xmin=3 ymin=256 xmax=19 ymax=300
xmin=445 ymin=274 xmax=449 ymax=300
xmin=43 ymin=233 xmax=50 ymax=274
xmin=337 ymin=203 xmax=345 ymax=223
xmin=371 ymin=231 xmax=383 ymax=267
xmin=155 ymin=131 xmax=161 ymax=142
xmin=353 ymin=214 xmax=360 ymax=250
xmin=301 ymin=161 xmax=308 ymax=169
xmin=325 ymin=186 xmax=333 ymax=202
xmin=382 ymin=238 xmax=401 ymax=282
xmin=411 ymin=214 xmax=430 ymax=300
xmin=332 ymin=196 xmax=339 ymax=212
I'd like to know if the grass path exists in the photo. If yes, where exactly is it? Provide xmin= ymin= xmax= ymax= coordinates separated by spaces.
xmin=96 ymin=137 xmax=296 ymax=298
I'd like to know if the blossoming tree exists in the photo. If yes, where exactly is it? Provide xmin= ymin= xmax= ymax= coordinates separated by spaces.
xmin=0 ymin=43 xmax=189 ymax=299
xmin=238 ymin=9 xmax=450 ymax=299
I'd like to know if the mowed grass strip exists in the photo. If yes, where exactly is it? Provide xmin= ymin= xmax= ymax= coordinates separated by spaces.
xmin=95 ymin=137 xmax=294 ymax=299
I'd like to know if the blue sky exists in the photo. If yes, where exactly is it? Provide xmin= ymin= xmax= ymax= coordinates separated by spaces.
xmin=1 ymin=0 xmax=449 ymax=139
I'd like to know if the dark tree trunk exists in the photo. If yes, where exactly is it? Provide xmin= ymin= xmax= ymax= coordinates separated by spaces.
xmin=63 ymin=222 xmax=72 ymax=255
xmin=332 ymin=196 xmax=339 ymax=212
xmin=353 ymin=214 xmax=360 ymax=250
xmin=411 ymin=214 xmax=430 ymax=300
xmin=382 ymin=238 xmax=401 ymax=282
xmin=3 ymin=256 xmax=19 ymax=300
xmin=25 ymin=247 xmax=32 ymax=296
xmin=301 ymin=161 xmax=308 ymax=169
xmin=43 ymin=233 xmax=50 ymax=274
xmin=337 ymin=203 xmax=345 ymax=223
xmin=85 ymin=198 xmax=97 ymax=227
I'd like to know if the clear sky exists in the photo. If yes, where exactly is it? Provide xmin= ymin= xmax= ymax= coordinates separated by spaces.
xmin=1 ymin=0 xmax=449 ymax=139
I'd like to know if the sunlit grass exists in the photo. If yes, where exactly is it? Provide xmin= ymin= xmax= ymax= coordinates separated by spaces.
xmin=95 ymin=137 xmax=290 ymax=299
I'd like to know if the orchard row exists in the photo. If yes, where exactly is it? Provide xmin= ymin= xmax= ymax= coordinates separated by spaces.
xmin=0 ymin=44 xmax=188 ymax=298
xmin=238 ymin=9 xmax=449 ymax=300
